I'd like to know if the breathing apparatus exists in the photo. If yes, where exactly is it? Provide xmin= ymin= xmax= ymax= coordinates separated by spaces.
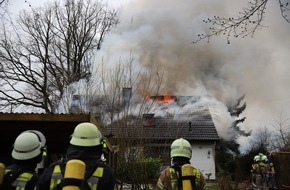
xmin=0 ymin=162 xmax=5 ymax=185
xmin=62 ymin=159 xmax=86 ymax=190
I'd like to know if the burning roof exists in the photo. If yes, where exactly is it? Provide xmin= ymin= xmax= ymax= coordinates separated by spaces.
xmin=103 ymin=95 xmax=220 ymax=141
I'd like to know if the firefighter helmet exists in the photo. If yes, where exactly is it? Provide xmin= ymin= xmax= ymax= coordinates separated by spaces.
xmin=70 ymin=122 xmax=102 ymax=147
xmin=12 ymin=132 xmax=42 ymax=160
xmin=21 ymin=130 xmax=46 ymax=147
xmin=170 ymin=138 xmax=192 ymax=159
xmin=254 ymin=153 xmax=268 ymax=162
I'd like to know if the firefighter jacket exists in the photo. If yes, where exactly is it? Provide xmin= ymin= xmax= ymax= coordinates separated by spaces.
xmin=156 ymin=165 xmax=206 ymax=190
xmin=252 ymin=161 xmax=275 ymax=174
xmin=36 ymin=145 xmax=116 ymax=190
xmin=1 ymin=163 xmax=39 ymax=190
xmin=252 ymin=161 xmax=267 ymax=174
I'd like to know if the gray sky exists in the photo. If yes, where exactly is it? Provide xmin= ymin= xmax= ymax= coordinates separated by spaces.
xmin=8 ymin=0 xmax=290 ymax=152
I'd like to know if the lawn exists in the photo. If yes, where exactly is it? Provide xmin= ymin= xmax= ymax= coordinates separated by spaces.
xmin=205 ymin=180 xmax=250 ymax=190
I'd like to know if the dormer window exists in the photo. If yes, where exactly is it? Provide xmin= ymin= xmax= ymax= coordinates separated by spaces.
xmin=143 ymin=114 xmax=155 ymax=127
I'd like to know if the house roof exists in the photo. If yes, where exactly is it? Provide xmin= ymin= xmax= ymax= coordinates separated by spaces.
xmin=102 ymin=106 xmax=220 ymax=142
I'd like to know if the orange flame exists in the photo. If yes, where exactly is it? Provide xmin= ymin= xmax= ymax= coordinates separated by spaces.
xmin=139 ymin=87 xmax=176 ymax=103
xmin=151 ymin=92 xmax=176 ymax=103
xmin=163 ymin=92 xmax=175 ymax=103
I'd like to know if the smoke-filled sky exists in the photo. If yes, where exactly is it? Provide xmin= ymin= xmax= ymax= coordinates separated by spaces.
xmin=97 ymin=0 xmax=290 ymax=152
xmin=10 ymin=0 xmax=290 ymax=152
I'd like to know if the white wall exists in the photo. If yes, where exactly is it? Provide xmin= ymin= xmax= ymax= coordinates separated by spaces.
xmin=190 ymin=142 xmax=216 ymax=180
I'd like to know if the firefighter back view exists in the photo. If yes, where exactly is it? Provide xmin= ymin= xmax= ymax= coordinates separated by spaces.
xmin=1 ymin=131 xmax=45 ymax=190
xmin=156 ymin=138 xmax=206 ymax=190
xmin=37 ymin=122 xmax=116 ymax=190
xmin=251 ymin=153 xmax=268 ymax=188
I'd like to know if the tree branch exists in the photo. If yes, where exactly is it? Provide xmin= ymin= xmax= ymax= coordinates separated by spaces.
xmin=193 ymin=0 xmax=289 ymax=43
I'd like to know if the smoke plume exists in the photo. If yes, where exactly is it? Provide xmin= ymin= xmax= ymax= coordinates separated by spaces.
xmin=96 ymin=0 xmax=290 ymax=152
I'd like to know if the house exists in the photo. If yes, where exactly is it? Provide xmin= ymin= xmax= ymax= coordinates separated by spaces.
xmin=102 ymin=96 xmax=220 ymax=180
xmin=0 ymin=113 xmax=114 ymax=167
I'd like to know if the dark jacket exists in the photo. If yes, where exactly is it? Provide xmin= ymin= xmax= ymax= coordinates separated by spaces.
xmin=1 ymin=162 xmax=39 ymax=190
xmin=36 ymin=145 xmax=116 ymax=190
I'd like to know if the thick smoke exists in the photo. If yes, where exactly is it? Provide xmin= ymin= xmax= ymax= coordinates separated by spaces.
xmin=102 ymin=0 xmax=235 ymax=98
xmin=98 ymin=0 xmax=290 ymax=152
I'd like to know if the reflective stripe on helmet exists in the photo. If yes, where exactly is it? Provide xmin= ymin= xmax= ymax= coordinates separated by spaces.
xmin=71 ymin=135 xmax=100 ymax=140
xmin=13 ymin=143 xmax=41 ymax=154
xmin=171 ymin=145 xmax=192 ymax=152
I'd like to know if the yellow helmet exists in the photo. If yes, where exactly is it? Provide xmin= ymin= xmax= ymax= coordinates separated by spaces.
xmin=70 ymin=122 xmax=102 ymax=147
xmin=12 ymin=132 xmax=42 ymax=160
xmin=170 ymin=138 xmax=192 ymax=159
xmin=254 ymin=153 xmax=268 ymax=162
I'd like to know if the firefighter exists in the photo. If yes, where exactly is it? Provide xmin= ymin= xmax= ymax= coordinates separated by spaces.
xmin=1 ymin=132 xmax=45 ymax=190
xmin=156 ymin=138 xmax=206 ymax=190
xmin=36 ymin=122 xmax=116 ymax=190
xmin=251 ymin=153 xmax=268 ymax=188
xmin=20 ymin=130 xmax=48 ymax=174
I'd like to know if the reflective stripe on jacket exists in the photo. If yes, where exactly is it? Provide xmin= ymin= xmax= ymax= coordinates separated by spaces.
xmin=50 ymin=165 xmax=62 ymax=190
xmin=5 ymin=169 xmax=35 ymax=190
xmin=50 ymin=164 xmax=104 ymax=190
xmin=252 ymin=162 xmax=267 ymax=174
xmin=156 ymin=166 xmax=205 ymax=190
xmin=87 ymin=167 xmax=103 ymax=190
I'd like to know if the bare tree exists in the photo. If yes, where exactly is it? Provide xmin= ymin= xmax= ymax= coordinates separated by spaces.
xmin=99 ymin=53 xmax=165 ymax=125
xmin=95 ymin=54 xmax=165 ymax=189
xmin=0 ymin=0 xmax=10 ymax=21
xmin=193 ymin=0 xmax=290 ymax=43
xmin=0 ymin=0 xmax=118 ymax=113
xmin=0 ymin=0 xmax=8 ymax=10
xmin=271 ymin=113 xmax=290 ymax=151
xmin=248 ymin=126 xmax=273 ymax=151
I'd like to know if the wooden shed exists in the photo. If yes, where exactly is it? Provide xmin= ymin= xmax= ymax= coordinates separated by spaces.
xmin=0 ymin=113 xmax=113 ymax=166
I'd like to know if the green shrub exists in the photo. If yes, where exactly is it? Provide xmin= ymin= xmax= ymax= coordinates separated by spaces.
xmin=117 ymin=157 xmax=161 ymax=184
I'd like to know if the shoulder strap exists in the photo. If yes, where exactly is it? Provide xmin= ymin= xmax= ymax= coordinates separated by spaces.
xmin=169 ymin=166 xmax=182 ymax=190
xmin=11 ymin=172 xmax=35 ymax=188
xmin=86 ymin=164 xmax=104 ymax=190
xmin=3 ymin=168 xmax=22 ymax=188
xmin=50 ymin=163 xmax=63 ymax=189
xmin=52 ymin=160 xmax=105 ymax=190
xmin=3 ymin=168 xmax=36 ymax=189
